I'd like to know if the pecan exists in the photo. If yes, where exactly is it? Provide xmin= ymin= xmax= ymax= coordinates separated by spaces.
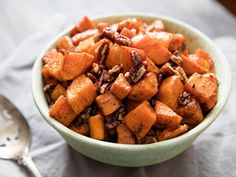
xmin=97 ymin=42 xmax=109 ymax=64
xmin=142 ymin=136 xmax=158 ymax=144
xmin=170 ymin=54 xmax=183 ymax=66
xmin=160 ymin=63 xmax=187 ymax=82
xmin=86 ymin=72 xmax=97 ymax=83
xmin=179 ymin=91 xmax=192 ymax=105
xmin=175 ymin=66 xmax=188 ymax=83
xmin=92 ymin=63 xmax=100 ymax=74
xmin=105 ymin=120 xmax=120 ymax=129
xmin=99 ymin=83 xmax=111 ymax=94
xmin=102 ymin=28 xmax=132 ymax=46
xmin=108 ymin=64 xmax=123 ymax=75
xmin=128 ymin=50 xmax=147 ymax=84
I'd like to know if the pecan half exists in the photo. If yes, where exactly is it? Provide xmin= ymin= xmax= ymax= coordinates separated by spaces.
xmin=170 ymin=54 xmax=183 ymax=66
xmin=97 ymin=41 xmax=109 ymax=64
xmin=108 ymin=64 xmax=123 ymax=75
xmin=102 ymin=28 xmax=132 ymax=46
xmin=127 ymin=50 xmax=147 ymax=84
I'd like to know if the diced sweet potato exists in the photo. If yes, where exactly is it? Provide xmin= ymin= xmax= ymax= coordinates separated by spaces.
xmin=132 ymin=35 xmax=171 ymax=65
xmin=168 ymin=34 xmax=186 ymax=52
xmin=41 ymin=65 xmax=52 ymax=79
xmin=72 ymin=29 xmax=98 ymax=45
xmin=49 ymin=95 xmax=77 ymax=126
xmin=110 ymin=73 xmax=132 ymax=100
xmin=117 ymin=18 xmax=143 ymax=31
xmin=120 ymin=27 xmax=137 ymax=39
xmin=69 ymin=123 xmax=89 ymax=136
xmin=185 ymin=73 xmax=218 ymax=111
xmin=88 ymin=114 xmax=105 ymax=140
xmin=71 ymin=16 xmax=96 ymax=35
xmin=144 ymin=57 xmax=160 ymax=74
xmin=123 ymin=100 xmax=156 ymax=138
xmin=154 ymin=101 xmax=182 ymax=128
xmin=145 ymin=19 xmax=165 ymax=32
xmin=66 ymin=75 xmax=96 ymax=114
xmin=117 ymin=124 xmax=135 ymax=144
xmin=97 ymin=22 xmax=109 ymax=32
xmin=159 ymin=124 xmax=188 ymax=141
xmin=182 ymin=49 xmax=215 ymax=76
xmin=60 ymin=52 xmax=94 ymax=80
xmin=128 ymin=72 xmax=158 ymax=101
xmin=51 ymin=84 xmax=66 ymax=101
xmin=74 ymin=36 xmax=95 ymax=53
xmin=96 ymin=92 xmax=121 ymax=116
xmin=146 ymin=31 xmax=171 ymax=48
xmin=106 ymin=44 xmax=145 ymax=72
xmin=57 ymin=36 xmax=74 ymax=51
xmin=42 ymin=49 xmax=58 ymax=64
xmin=156 ymin=75 xmax=184 ymax=111
xmin=176 ymin=97 xmax=204 ymax=124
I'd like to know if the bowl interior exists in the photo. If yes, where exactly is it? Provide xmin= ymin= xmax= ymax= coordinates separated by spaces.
xmin=32 ymin=14 xmax=231 ymax=150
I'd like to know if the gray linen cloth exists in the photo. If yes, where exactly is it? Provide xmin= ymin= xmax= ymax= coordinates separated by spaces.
xmin=0 ymin=16 xmax=236 ymax=177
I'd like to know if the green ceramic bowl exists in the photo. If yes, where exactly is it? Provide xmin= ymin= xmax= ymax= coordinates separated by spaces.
xmin=32 ymin=13 xmax=231 ymax=167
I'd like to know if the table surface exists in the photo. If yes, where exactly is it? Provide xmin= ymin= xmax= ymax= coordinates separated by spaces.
xmin=0 ymin=0 xmax=236 ymax=177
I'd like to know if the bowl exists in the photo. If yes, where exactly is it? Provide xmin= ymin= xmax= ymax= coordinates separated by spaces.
xmin=32 ymin=13 xmax=231 ymax=167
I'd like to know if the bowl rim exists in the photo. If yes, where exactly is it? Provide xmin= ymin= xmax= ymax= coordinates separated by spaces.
xmin=32 ymin=13 xmax=231 ymax=150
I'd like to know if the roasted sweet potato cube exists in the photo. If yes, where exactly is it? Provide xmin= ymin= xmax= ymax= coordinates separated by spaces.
xmin=144 ymin=57 xmax=159 ymax=74
xmin=145 ymin=19 xmax=165 ymax=32
xmin=71 ymin=16 xmax=96 ymax=35
xmin=106 ymin=44 xmax=145 ymax=72
xmin=60 ymin=52 xmax=94 ymax=80
xmin=132 ymin=35 xmax=171 ymax=65
xmin=120 ymin=27 xmax=136 ymax=39
xmin=156 ymin=75 xmax=184 ymax=111
xmin=45 ymin=50 xmax=64 ymax=80
xmin=72 ymin=29 xmax=98 ymax=45
xmin=110 ymin=73 xmax=132 ymax=100
xmin=117 ymin=124 xmax=135 ymax=144
xmin=182 ymin=49 xmax=215 ymax=76
xmin=96 ymin=92 xmax=121 ymax=116
xmin=124 ymin=101 xmax=156 ymax=138
xmin=66 ymin=75 xmax=96 ymax=114
xmin=74 ymin=36 xmax=95 ymax=53
xmin=49 ymin=95 xmax=77 ymax=126
xmin=169 ymin=34 xmax=186 ymax=52
xmin=88 ymin=114 xmax=105 ymax=140
xmin=51 ymin=84 xmax=66 ymax=101
xmin=146 ymin=32 xmax=171 ymax=48
xmin=97 ymin=22 xmax=109 ymax=32
xmin=69 ymin=123 xmax=89 ymax=136
xmin=159 ymin=124 xmax=188 ymax=141
xmin=57 ymin=36 xmax=74 ymax=51
xmin=128 ymin=72 xmax=158 ymax=101
xmin=117 ymin=18 xmax=143 ymax=31
xmin=176 ymin=97 xmax=204 ymax=124
xmin=154 ymin=101 xmax=182 ymax=128
xmin=185 ymin=73 xmax=218 ymax=111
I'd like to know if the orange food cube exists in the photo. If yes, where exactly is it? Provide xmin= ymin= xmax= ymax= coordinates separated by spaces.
xmin=117 ymin=124 xmax=135 ymax=144
xmin=123 ymin=101 xmax=156 ymax=138
xmin=60 ymin=52 xmax=94 ymax=80
xmin=72 ymin=29 xmax=98 ymax=45
xmin=168 ymin=34 xmax=186 ymax=52
xmin=117 ymin=18 xmax=143 ymax=31
xmin=182 ymin=49 xmax=215 ymax=76
xmin=185 ymin=73 xmax=218 ymax=111
xmin=96 ymin=92 xmax=121 ymax=116
xmin=51 ymin=84 xmax=66 ymax=101
xmin=128 ymin=72 xmax=158 ymax=101
xmin=154 ymin=101 xmax=182 ymax=128
xmin=156 ymin=75 xmax=184 ymax=111
xmin=49 ymin=95 xmax=77 ymax=126
xmin=145 ymin=19 xmax=165 ymax=32
xmin=120 ymin=27 xmax=136 ymax=39
xmin=57 ymin=36 xmax=74 ymax=51
xmin=110 ymin=73 xmax=132 ymax=100
xmin=132 ymin=35 xmax=171 ymax=65
xmin=71 ymin=16 xmax=96 ymax=35
xmin=66 ymin=75 xmax=96 ymax=114
xmin=88 ymin=114 xmax=105 ymax=140
xmin=144 ymin=57 xmax=160 ymax=74
xmin=96 ymin=22 xmax=109 ymax=32
xmin=159 ymin=124 xmax=188 ymax=141
xmin=176 ymin=97 xmax=204 ymax=124
xmin=69 ymin=123 xmax=89 ymax=136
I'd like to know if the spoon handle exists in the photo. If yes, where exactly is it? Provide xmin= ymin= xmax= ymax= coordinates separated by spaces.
xmin=17 ymin=153 xmax=43 ymax=177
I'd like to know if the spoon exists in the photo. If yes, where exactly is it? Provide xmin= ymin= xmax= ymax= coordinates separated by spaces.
xmin=0 ymin=95 xmax=43 ymax=177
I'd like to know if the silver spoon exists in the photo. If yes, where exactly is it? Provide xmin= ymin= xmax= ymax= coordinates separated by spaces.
xmin=0 ymin=95 xmax=43 ymax=177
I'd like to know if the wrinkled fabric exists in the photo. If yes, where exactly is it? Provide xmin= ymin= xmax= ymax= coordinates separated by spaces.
xmin=0 ymin=2 xmax=236 ymax=177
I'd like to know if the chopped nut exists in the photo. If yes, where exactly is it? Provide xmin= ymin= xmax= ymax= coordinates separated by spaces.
xmin=175 ymin=66 xmax=188 ymax=83
xmin=170 ymin=54 xmax=183 ymax=66
xmin=97 ymin=42 xmax=109 ymax=64
xmin=179 ymin=91 xmax=192 ymax=105
xmin=86 ymin=73 xmax=97 ymax=83
xmin=92 ymin=63 xmax=100 ymax=73
xmin=102 ymin=28 xmax=132 ymax=46
xmin=108 ymin=64 xmax=123 ymax=75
